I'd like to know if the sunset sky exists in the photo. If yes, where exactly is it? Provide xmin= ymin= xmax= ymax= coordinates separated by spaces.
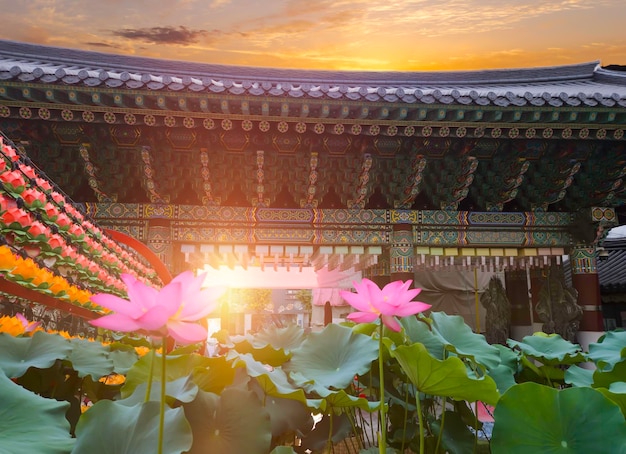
xmin=0 ymin=0 xmax=625 ymax=71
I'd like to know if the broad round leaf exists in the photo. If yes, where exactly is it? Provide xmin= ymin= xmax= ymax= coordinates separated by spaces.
xmin=316 ymin=387 xmax=380 ymax=413
xmin=0 ymin=331 xmax=72 ymax=378
xmin=0 ymin=373 xmax=75 ymax=453
xmin=431 ymin=410 xmax=477 ymax=454
xmin=507 ymin=333 xmax=585 ymax=366
xmin=254 ymin=324 xmax=306 ymax=352
xmin=120 ymin=374 xmax=199 ymax=406
xmin=392 ymin=343 xmax=500 ymax=405
xmin=492 ymin=383 xmax=626 ymax=454
xmin=588 ymin=331 xmax=626 ymax=371
xmin=73 ymin=400 xmax=192 ymax=454
xmin=401 ymin=315 xmax=446 ymax=359
xmin=564 ymin=365 xmax=594 ymax=387
xmin=191 ymin=355 xmax=237 ymax=394
xmin=108 ymin=348 xmax=140 ymax=375
xmin=184 ymin=387 xmax=271 ymax=454
xmin=255 ymin=389 xmax=314 ymax=437
xmin=271 ymin=447 xmax=298 ymax=454
xmin=67 ymin=338 xmax=114 ymax=379
xmin=284 ymin=323 xmax=378 ymax=389
xmin=236 ymin=353 xmax=313 ymax=405
xmin=122 ymin=352 xmax=213 ymax=398
xmin=430 ymin=312 xmax=501 ymax=369
xmin=598 ymin=382 xmax=626 ymax=419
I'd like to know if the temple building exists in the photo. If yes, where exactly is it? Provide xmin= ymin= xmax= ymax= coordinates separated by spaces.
xmin=0 ymin=39 xmax=625 ymax=341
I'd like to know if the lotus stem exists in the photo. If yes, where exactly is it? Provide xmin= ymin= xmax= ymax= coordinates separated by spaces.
xmin=400 ymin=383 xmax=409 ymax=453
xmin=158 ymin=336 xmax=167 ymax=454
xmin=378 ymin=320 xmax=386 ymax=454
xmin=145 ymin=341 xmax=156 ymax=402
xmin=416 ymin=391 xmax=425 ymax=454
xmin=434 ymin=397 xmax=446 ymax=454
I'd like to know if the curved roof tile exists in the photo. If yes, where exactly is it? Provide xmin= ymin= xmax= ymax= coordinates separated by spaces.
xmin=0 ymin=39 xmax=625 ymax=108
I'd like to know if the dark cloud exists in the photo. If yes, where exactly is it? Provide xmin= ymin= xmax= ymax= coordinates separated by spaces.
xmin=109 ymin=26 xmax=208 ymax=45
xmin=84 ymin=41 xmax=122 ymax=49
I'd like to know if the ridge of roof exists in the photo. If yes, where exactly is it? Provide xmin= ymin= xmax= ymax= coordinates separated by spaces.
xmin=0 ymin=39 xmax=602 ymax=86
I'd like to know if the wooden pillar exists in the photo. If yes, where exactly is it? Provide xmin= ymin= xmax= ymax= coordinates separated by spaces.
xmin=504 ymin=269 xmax=532 ymax=340
xmin=390 ymin=224 xmax=414 ymax=283
xmin=570 ymin=247 xmax=604 ymax=332
xmin=146 ymin=219 xmax=173 ymax=274
xmin=529 ymin=267 xmax=545 ymax=331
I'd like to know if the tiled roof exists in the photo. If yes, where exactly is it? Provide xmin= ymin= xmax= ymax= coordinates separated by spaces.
xmin=598 ymin=238 xmax=626 ymax=294
xmin=1 ymin=40 xmax=626 ymax=107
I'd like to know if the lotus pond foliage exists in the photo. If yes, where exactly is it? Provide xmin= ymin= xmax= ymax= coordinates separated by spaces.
xmin=0 ymin=276 xmax=625 ymax=454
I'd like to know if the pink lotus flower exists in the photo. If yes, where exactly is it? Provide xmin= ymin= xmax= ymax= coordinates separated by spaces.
xmin=90 ymin=271 xmax=226 ymax=344
xmin=16 ymin=313 xmax=41 ymax=333
xmin=340 ymin=278 xmax=431 ymax=332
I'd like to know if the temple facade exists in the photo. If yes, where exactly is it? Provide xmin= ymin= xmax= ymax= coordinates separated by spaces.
xmin=0 ymin=39 xmax=625 ymax=338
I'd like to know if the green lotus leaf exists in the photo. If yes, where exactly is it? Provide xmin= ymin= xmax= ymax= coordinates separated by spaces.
xmin=270 ymin=447 xmax=298 ymax=454
xmin=587 ymin=330 xmax=626 ymax=371
xmin=487 ymin=364 xmax=517 ymax=394
xmin=350 ymin=321 xmax=379 ymax=337
xmin=191 ymin=354 xmax=237 ymax=394
xmin=81 ymin=375 xmax=124 ymax=403
xmin=0 ymin=331 xmax=72 ymax=378
xmin=507 ymin=333 xmax=585 ymax=366
xmin=235 ymin=353 xmax=319 ymax=408
xmin=66 ymin=338 xmax=114 ymax=379
xmin=0 ymin=373 xmax=75 ymax=453
xmin=284 ymin=323 xmax=378 ymax=390
xmin=392 ymin=343 xmax=500 ymax=406
xmin=401 ymin=315 xmax=446 ymax=359
xmin=254 ymin=324 xmax=307 ymax=352
xmin=251 ymin=383 xmax=314 ymax=437
xmin=232 ymin=325 xmax=314 ymax=366
xmin=316 ymin=387 xmax=381 ymax=413
xmin=486 ymin=344 xmax=519 ymax=394
xmin=120 ymin=374 xmax=199 ymax=406
xmin=299 ymin=412 xmax=354 ymax=453
xmin=108 ymin=335 xmax=151 ymax=348
xmin=430 ymin=312 xmax=501 ymax=369
xmin=122 ymin=352 xmax=213 ymax=398
xmin=592 ymin=359 xmax=626 ymax=390
xmin=431 ymin=410 xmax=477 ymax=454
xmin=230 ymin=339 xmax=291 ymax=366
xmin=597 ymin=382 xmax=626 ymax=418
xmin=108 ymin=348 xmax=139 ymax=375
xmin=491 ymin=382 xmax=626 ymax=454
xmin=183 ymin=387 xmax=271 ymax=454
xmin=564 ymin=365 xmax=594 ymax=387
xmin=73 ymin=400 xmax=192 ymax=454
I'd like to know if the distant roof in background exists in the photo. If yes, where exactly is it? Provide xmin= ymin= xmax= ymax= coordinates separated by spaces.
xmin=598 ymin=236 xmax=626 ymax=299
